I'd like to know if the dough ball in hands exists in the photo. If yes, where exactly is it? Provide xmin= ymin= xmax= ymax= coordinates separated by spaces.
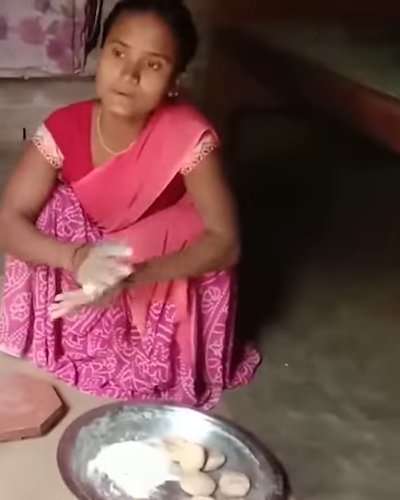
xmin=179 ymin=442 xmax=206 ymax=472
xmin=218 ymin=471 xmax=251 ymax=497
xmin=180 ymin=472 xmax=216 ymax=496
xmin=203 ymin=448 xmax=226 ymax=472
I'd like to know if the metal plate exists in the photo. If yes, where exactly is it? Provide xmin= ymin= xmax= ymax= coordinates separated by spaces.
xmin=57 ymin=403 xmax=287 ymax=500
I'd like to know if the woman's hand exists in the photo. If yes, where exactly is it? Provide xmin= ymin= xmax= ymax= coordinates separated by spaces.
xmin=49 ymin=289 xmax=96 ymax=319
xmin=50 ymin=259 xmax=136 ymax=319
xmin=49 ymin=242 xmax=134 ymax=319
xmin=71 ymin=242 xmax=134 ymax=291
xmin=49 ymin=280 xmax=128 ymax=319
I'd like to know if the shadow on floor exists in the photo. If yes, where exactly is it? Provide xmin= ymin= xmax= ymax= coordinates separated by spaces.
xmin=228 ymin=109 xmax=400 ymax=344
xmin=226 ymin=110 xmax=334 ymax=344
xmin=235 ymin=157 xmax=331 ymax=343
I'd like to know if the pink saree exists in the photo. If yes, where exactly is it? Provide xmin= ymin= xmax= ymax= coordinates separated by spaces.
xmin=0 ymin=101 xmax=260 ymax=409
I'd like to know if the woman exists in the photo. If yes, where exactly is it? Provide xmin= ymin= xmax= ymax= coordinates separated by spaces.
xmin=0 ymin=0 xmax=260 ymax=409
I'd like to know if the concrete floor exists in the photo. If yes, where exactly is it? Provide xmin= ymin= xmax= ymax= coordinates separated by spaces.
xmin=0 ymin=121 xmax=400 ymax=500
xmin=226 ymin=121 xmax=400 ymax=500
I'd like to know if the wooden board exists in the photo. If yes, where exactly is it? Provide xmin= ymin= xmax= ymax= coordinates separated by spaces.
xmin=0 ymin=373 xmax=64 ymax=442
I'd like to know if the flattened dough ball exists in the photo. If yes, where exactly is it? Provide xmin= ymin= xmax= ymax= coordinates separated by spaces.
xmin=163 ymin=438 xmax=206 ymax=472
xmin=192 ymin=497 xmax=215 ymax=500
xmin=219 ymin=471 xmax=251 ymax=497
xmin=163 ymin=438 xmax=188 ymax=462
xmin=203 ymin=449 xmax=226 ymax=472
xmin=179 ymin=442 xmax=206 ymax=472
xmin=180 ymin=472 xmax=216 ymax=496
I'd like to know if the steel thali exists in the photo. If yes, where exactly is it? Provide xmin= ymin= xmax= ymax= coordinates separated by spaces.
xmin=57 ymin=403 xmax=287 ymax=500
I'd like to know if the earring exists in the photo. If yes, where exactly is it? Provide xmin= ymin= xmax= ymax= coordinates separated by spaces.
xmin=168 ymin=89 xmax=179 ymax=98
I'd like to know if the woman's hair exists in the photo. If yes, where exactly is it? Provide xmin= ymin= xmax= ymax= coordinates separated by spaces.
xmin=101 ymin=0 xmax=199 ymax=73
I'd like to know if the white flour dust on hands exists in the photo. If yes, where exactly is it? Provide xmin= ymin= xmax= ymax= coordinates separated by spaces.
xmin=87 ymin=441 xmax=172 ymax=498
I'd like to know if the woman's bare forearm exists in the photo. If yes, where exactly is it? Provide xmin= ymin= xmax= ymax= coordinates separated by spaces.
xmin=0 ymin=213 xmax=78 ymax=270
xmin=0 ymin=145 xmax=80 ymax=270
xmin=133 ymin=231 xmax=239 ymax=286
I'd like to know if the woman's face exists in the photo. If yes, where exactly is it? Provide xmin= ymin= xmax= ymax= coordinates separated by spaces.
xmin=96 ymin=11 xmax=178 ymax=119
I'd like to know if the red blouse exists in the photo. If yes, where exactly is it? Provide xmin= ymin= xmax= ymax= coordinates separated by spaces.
xmin=32 ymin=100 xmax=218 ymax=217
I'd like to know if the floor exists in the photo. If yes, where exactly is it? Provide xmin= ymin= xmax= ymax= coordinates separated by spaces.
xmin=0 ymin=118 xmax=400 ymax=500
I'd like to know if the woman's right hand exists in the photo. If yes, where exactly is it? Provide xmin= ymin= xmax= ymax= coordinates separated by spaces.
xmin=71 ymin=242 xmax=134 ymax=294
xmin=49 ymin=284 xmax=121 ymax=319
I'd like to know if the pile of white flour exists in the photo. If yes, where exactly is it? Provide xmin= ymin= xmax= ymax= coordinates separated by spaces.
xmin=88 ymin=440 xmax=171 ymax=498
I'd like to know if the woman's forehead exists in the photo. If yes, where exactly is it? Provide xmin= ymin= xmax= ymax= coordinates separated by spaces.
xmin=106 ymin=12 xmax=178 ymax=60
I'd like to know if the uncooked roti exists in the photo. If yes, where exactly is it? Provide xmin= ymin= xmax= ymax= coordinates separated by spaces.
xmin=203 ymin=448 xmax=226 ymax=472
xmin=219 ymin=471 xmax=251 ymax=497
xmin=179 ymin=442 xmax=206 ymax=472
xmin=163 ymin=439 xmax=206 ymax=471
xmin=163 ymin=438 xmax=188 ymax=462
xmin=191 ymin=497 xmax=215 ymax=500
xmin=180 ymin=472 xmax=216 ymax=496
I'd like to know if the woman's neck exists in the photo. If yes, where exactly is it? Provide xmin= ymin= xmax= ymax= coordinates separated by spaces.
xmin=96 ymin=102 xmax=150 ymax=154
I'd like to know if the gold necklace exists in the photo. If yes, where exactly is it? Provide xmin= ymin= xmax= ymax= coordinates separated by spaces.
xmin=96 ymin=108 xmax=136 ymax=156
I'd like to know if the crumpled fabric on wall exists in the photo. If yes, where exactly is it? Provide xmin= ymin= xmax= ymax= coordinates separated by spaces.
xmin=0 ymin=0 xmax=88 ymax=76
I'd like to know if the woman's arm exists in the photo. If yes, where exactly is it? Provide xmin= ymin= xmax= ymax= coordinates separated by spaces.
xmin=133 ymin=150 xmax=240 ymax=285
xmin=0 ymin=143 xmax=79 ymax=270
xmin=49 ymin=150 xmax=239 ymax=318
